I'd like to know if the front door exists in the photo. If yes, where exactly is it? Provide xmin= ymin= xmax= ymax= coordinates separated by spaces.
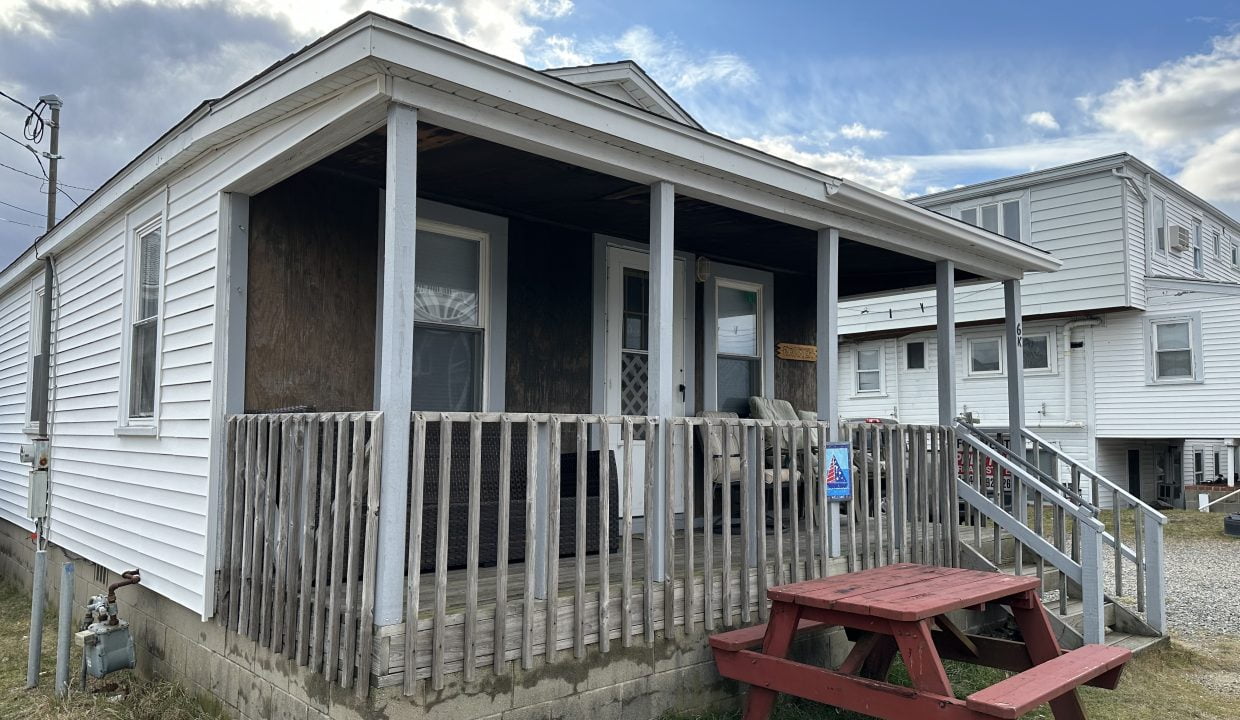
xmin=604 ymin=245 xmax=688 ymax=517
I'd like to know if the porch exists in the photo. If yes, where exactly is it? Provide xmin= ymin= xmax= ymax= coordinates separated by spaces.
xmin=207 ymin=92 xmax=1076 ymax=704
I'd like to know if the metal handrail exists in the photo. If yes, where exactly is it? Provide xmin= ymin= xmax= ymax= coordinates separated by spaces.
xmin=1021 ymin=427 xmax=1167 ymax=525
xmin=1199 ymin=486 xmax=1240 ymax=511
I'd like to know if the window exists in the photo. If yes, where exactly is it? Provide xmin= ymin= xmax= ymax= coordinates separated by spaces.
xmin=1146 ymin=314 xmax=1203 ymax=384
xmin=1230 ymin=231 xmax=1238 ymax=267
xmin=968 ymin=337 xmax=1002 ymax=376
xmin=1215 ymin=451 xmax=1223 ymax=482
xmin=412 ymin=223 xmax=487 ymax=411
xmin=1213 ymin=228 xmax=1222 ymax=259
xmin=1192 ymin=219 xmax=1203 ymax=272
xmin=1194 ymin=451 xmax=1204 ymax=485
xmin=854 ymin=346 xmax=883 ymax=394
xmin=127 ymin=222 xmax=162 ymax=419
xmin=905 ymin=340 xmax=926 ymax=370
xmin=1152 ymin=196 xmax=1166 ymax=253
xmin=960 ymin=200 xmax=1022 ymax=242
xmin=1022 ymin=334 xmax=1052 ymax=372
xmin=716 ymin=282 xmax=762 ymax=414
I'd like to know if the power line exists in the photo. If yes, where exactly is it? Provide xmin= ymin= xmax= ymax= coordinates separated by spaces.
xmin=0 ymin=160 xmax=42 ymax=181
xmin=0 ymin=89 xmax=46 ymax=143
xmin=1 ymin=216 xmax=40 ymax=228
xmin=0 ymin=162 xmax=95 ymax=193
xmin=0 ymin=199 xmax=42 ymax=217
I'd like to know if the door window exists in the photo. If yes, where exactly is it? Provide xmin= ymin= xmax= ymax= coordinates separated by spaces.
xmin=716 ymin=283 xmax=760 ymax=415
xmin=412 ymin=226 xmax=486 ymax=411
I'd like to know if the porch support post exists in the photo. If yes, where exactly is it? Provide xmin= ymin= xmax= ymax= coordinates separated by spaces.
xmin=935 ymin=261 xmax=956 ymax=426
xmin=373 ymin=102 xmax=418 ymax=627
xmin=816 ymin=227 xmax=842 ymax=557
xmin=648 ymin=180 xmax=675 ymax=580
xmin=1003 ymin=279 xmax=1025 ymax=450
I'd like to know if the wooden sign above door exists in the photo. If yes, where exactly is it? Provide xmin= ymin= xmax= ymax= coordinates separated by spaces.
xmin=776 ymin=343 xmax=817 ymax=362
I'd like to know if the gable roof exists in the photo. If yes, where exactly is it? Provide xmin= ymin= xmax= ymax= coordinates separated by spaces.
xmin=542 ymin=61 xmax=703 ymax=130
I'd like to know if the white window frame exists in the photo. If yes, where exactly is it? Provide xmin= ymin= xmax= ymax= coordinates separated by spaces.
xmin=1021 ymin=332 xmax=1056 ymax=374
xmin=412 ymin=218 xmax=491 ymax=412
xmin=903 ymin=339 xmax=928 ymax=371
xmin=1212 ymin=226 xmax=1222 ymax=259
xmin=1229 ymin=230 xmax=1238 ymax=268
xmin=853 ymin=344 xmax=885 ymax=396
xmin=23 ymin=276 xmax=45 ymax=434
xmin=1192 ymin=218 xmax=1204 ymax=273
xmin=1143 ymin=312 xmax=1203 ymax=385
xmin=116 ymin=192 xmax=168 ymax=435
xmin=1152 ymin=195 xmax=1167 ymax=255
xmin=966 ymin=336 xmax=1004 ymax=378
xmin=714 ymin=277 xmax=766 ymax=409
xmin=1193 ymin=450 xmax=1205 ymax=485
xmin=957 ymin=192 xmax=1025 ymax=243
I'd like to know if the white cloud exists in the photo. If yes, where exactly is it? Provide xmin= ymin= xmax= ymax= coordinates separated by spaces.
xmin=1178 ymin=127 xmax=1240 ymax=203
xmin=1023 ymin=111 xmax=1059 ymax=131
xmin=838 ymin=122 xmax=886 ymax=140
xmin=603 ymin=26 xmax=757 ymax=91
xmin=736 ymin=135 xmax=914 ymax=197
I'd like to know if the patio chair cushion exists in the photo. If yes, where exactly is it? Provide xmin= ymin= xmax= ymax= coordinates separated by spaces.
xmin=749 ymin=397 xmax=820 ymax=458
xmin=697 ymin=411 xmax=743 ymax=484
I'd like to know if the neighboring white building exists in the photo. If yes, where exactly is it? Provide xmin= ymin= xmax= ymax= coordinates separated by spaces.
xmin=839 ymin=154 xmax=1240 ymax=509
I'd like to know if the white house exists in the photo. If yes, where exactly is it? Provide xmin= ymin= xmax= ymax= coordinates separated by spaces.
xmin=0 ymin=13 xmax=1168 ymax=720
xmin=838 ymin=154 xmax=1240 ymax=510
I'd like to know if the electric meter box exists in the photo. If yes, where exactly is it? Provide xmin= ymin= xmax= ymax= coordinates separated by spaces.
xmin=26 ymin=468 xmax=48 ymax=520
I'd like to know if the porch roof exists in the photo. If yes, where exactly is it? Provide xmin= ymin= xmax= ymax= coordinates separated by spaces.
xmin=2 ymin=10 xmax=1060 ymax=299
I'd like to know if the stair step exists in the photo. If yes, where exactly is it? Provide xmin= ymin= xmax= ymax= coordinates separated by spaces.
xmin=1104 ymin=630 xmax=1167 ymax=654
xmin=1051 ymin=600 xmax=1115 ymax=633
xmin=995 ymin=563 xmax=1062 ymax=593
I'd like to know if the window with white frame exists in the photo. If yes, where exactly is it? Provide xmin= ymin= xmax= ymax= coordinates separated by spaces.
xmin=1213 ymin=228 xmax=1222 ymax=259
xmin=1192 ymin=219 xmax=1203 ymax=272
xmin=905 ymin=340 xmax=926 ymax=370
xmin=412 ymin=222 xmax=487 ymax=411
xmin=1194 ymin=451 xmax=1204 ymax=484
xmin=960 ymin=199 xmax=1022 ymax=242
xmin=1214 ymin=451 xmax=1223 ymax=482
xmin=26 ymin=283 xmax=44 ymax=427
xmin=1230 ymin=230 xmax=1238 ymax=267
xmin=127 ymin=220 xmax=162 ymax=419
xmin=1145 ymin=314 xmax=1202 ymax=384
xmin=1152 ymin=196 xmax=1166 ymax=253
xmin=715 ymin=281 xmax=762 ymax=415
xmin=967 ymin=337 xmax=1002 ymax=376
xmin=854 ymin=346 xmax=884 ymax=394
xmin=1022 ymin=333 xmax=1052 ymax=372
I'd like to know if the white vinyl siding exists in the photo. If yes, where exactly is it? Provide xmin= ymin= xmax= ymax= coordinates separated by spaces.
xmin=840 ymin=171 xmax=1127 ymax=335
xmin=1148 ymin=181 xmax=1240 ymax=284
xmin=0 ymin=282 xmax=34 ymax=530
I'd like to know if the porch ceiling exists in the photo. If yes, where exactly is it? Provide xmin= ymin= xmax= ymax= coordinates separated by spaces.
xmin=314 ymin=127 xmax=980 ymax=296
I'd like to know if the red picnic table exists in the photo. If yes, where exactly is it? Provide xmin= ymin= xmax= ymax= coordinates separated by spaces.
xmin=710 ymin=564 xmax=1131 ymax=720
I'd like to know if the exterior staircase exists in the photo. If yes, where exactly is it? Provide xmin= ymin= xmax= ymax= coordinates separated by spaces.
xmin=952 ymin=420 xmax=1168 ymax=654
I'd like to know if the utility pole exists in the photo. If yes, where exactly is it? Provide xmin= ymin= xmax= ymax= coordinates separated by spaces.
xmin=26 ymin=94 xmax=60 ymax=690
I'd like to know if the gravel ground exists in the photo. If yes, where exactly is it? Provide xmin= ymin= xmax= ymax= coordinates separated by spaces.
xmin=1098 ymin=533 xmax=1240 ymax=638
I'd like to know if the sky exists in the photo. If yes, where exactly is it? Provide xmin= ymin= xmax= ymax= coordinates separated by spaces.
xmin=1 ymin=0 xmax=1239 ymax=261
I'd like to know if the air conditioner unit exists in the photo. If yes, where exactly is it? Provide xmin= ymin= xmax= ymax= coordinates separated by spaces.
xmin=1169 ymin=224 xmax=1191 ymax=252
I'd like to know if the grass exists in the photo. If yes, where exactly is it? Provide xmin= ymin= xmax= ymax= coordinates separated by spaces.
xmin=0 ymin=580 xmax=226 ymax=720
xmin=664 ymin=637 xmax=1240 ymax=720
xmin=1035 ymin=508 xmax=1239 ymax=543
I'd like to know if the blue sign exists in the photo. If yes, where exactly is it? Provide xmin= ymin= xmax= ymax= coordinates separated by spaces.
xmin=823 ymin=442 xmax=852 ymax=502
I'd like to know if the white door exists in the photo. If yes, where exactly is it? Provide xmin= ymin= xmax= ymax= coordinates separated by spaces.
xmin=604 ymin=246 xmax=687 ymax=517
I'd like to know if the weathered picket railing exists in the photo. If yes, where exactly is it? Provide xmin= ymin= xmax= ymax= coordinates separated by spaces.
xmin=214 ymin=412 xmax=382 ymax=697
xmin=384 ymin=412 xmax=956 ymax=691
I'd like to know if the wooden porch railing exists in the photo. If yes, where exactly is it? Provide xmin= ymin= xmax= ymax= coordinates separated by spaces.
xmin=214 ymin=412 xmax=382 ymax=697
xmin=384 ymin=412 xmax=957 ymax=692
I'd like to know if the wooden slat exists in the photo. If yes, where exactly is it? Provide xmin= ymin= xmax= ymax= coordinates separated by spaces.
xmin=311 ymin=417 xmax=337 ymax=674
xmin=789 ymin=426 xmax=801 ymax=582
xmin=755 ymin=424 xmax=768 ymax=620
xmin=271 ymin=419 xmax=293 ymax=655
xmin=431 ymin=419 xmax=453 ymax=690
xmin=494 ymin=416 xmax=512 ymax=674
xmin=238 ymin=417 xmax=258 ymax=638
xmin=285 ymin=420 xmax=306 ymax=656
xmin=702 ymin=422 xmax=715 ymax=632
xmin=597 ymin=420 xmax=611 ymax=653
xmin=683 ymin=422 xmax=696 ymax=632
xmin=772 ymin=424 xmax=784 ymax=587
xmin=721 ymin=421 xmax=733 ymax=627
xmin=644 ymin=417 xmax=656 ymax=644
xmin=522 ymin=417 xmax=538 ymax=670
xmin=218 ymin=417 xmax=238 ymax=627
xmin=884 ymin=426 xmax=897 ymax=566
xmin=857 ymin=424 xmax=870 ymax=570
xmin=574 ymin=418 xmax=588 ymax=658
xmin=621 ymin=417 xmax=635 ymax=646
xmin=872 ymin=426 xmax=883 ymax=568
xmin=804 ymin=424 xmax=818 ymax=579
xmin=341 ymin=415 xmax=367 ymax=689
xmin=739 ymin=423 xmax=751 ymax=624
xmin=1134 ymin=503 xmax=1145 ymax=613
xmin=546 ymin=417 xmax=562 ymax=660
xmin=463 ymin=416 xmax=482 ymax=681
xmin=296 ymin=416 xmax=320 ymax=666
xmin=847 ymin=425 xmax=859 ymax=572
xmin=356 ymin=415 xmax=382 ymax=697
xmin=663 ymin=418 xmax=676 ymax=638
xmin=260 ymin=419 xmax=280 ymax=645
xmin=404 ymin=415 xmax=426 ymax=694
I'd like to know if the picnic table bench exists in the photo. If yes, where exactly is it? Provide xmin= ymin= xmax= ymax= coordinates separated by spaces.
xmin=710 ymin=564 xmax=1130 ymax=720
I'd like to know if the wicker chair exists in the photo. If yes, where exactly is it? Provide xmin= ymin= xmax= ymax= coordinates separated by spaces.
xmin=416 ymin=422 xmax=619 ymax=571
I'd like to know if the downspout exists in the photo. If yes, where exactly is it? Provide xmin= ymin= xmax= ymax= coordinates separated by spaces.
xmin=1063 ymin=318 xmax=1102 ymax=424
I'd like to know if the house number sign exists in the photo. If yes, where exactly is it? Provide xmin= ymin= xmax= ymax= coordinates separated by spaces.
xmin=776 ymin=343 xmax=817 ymax=361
